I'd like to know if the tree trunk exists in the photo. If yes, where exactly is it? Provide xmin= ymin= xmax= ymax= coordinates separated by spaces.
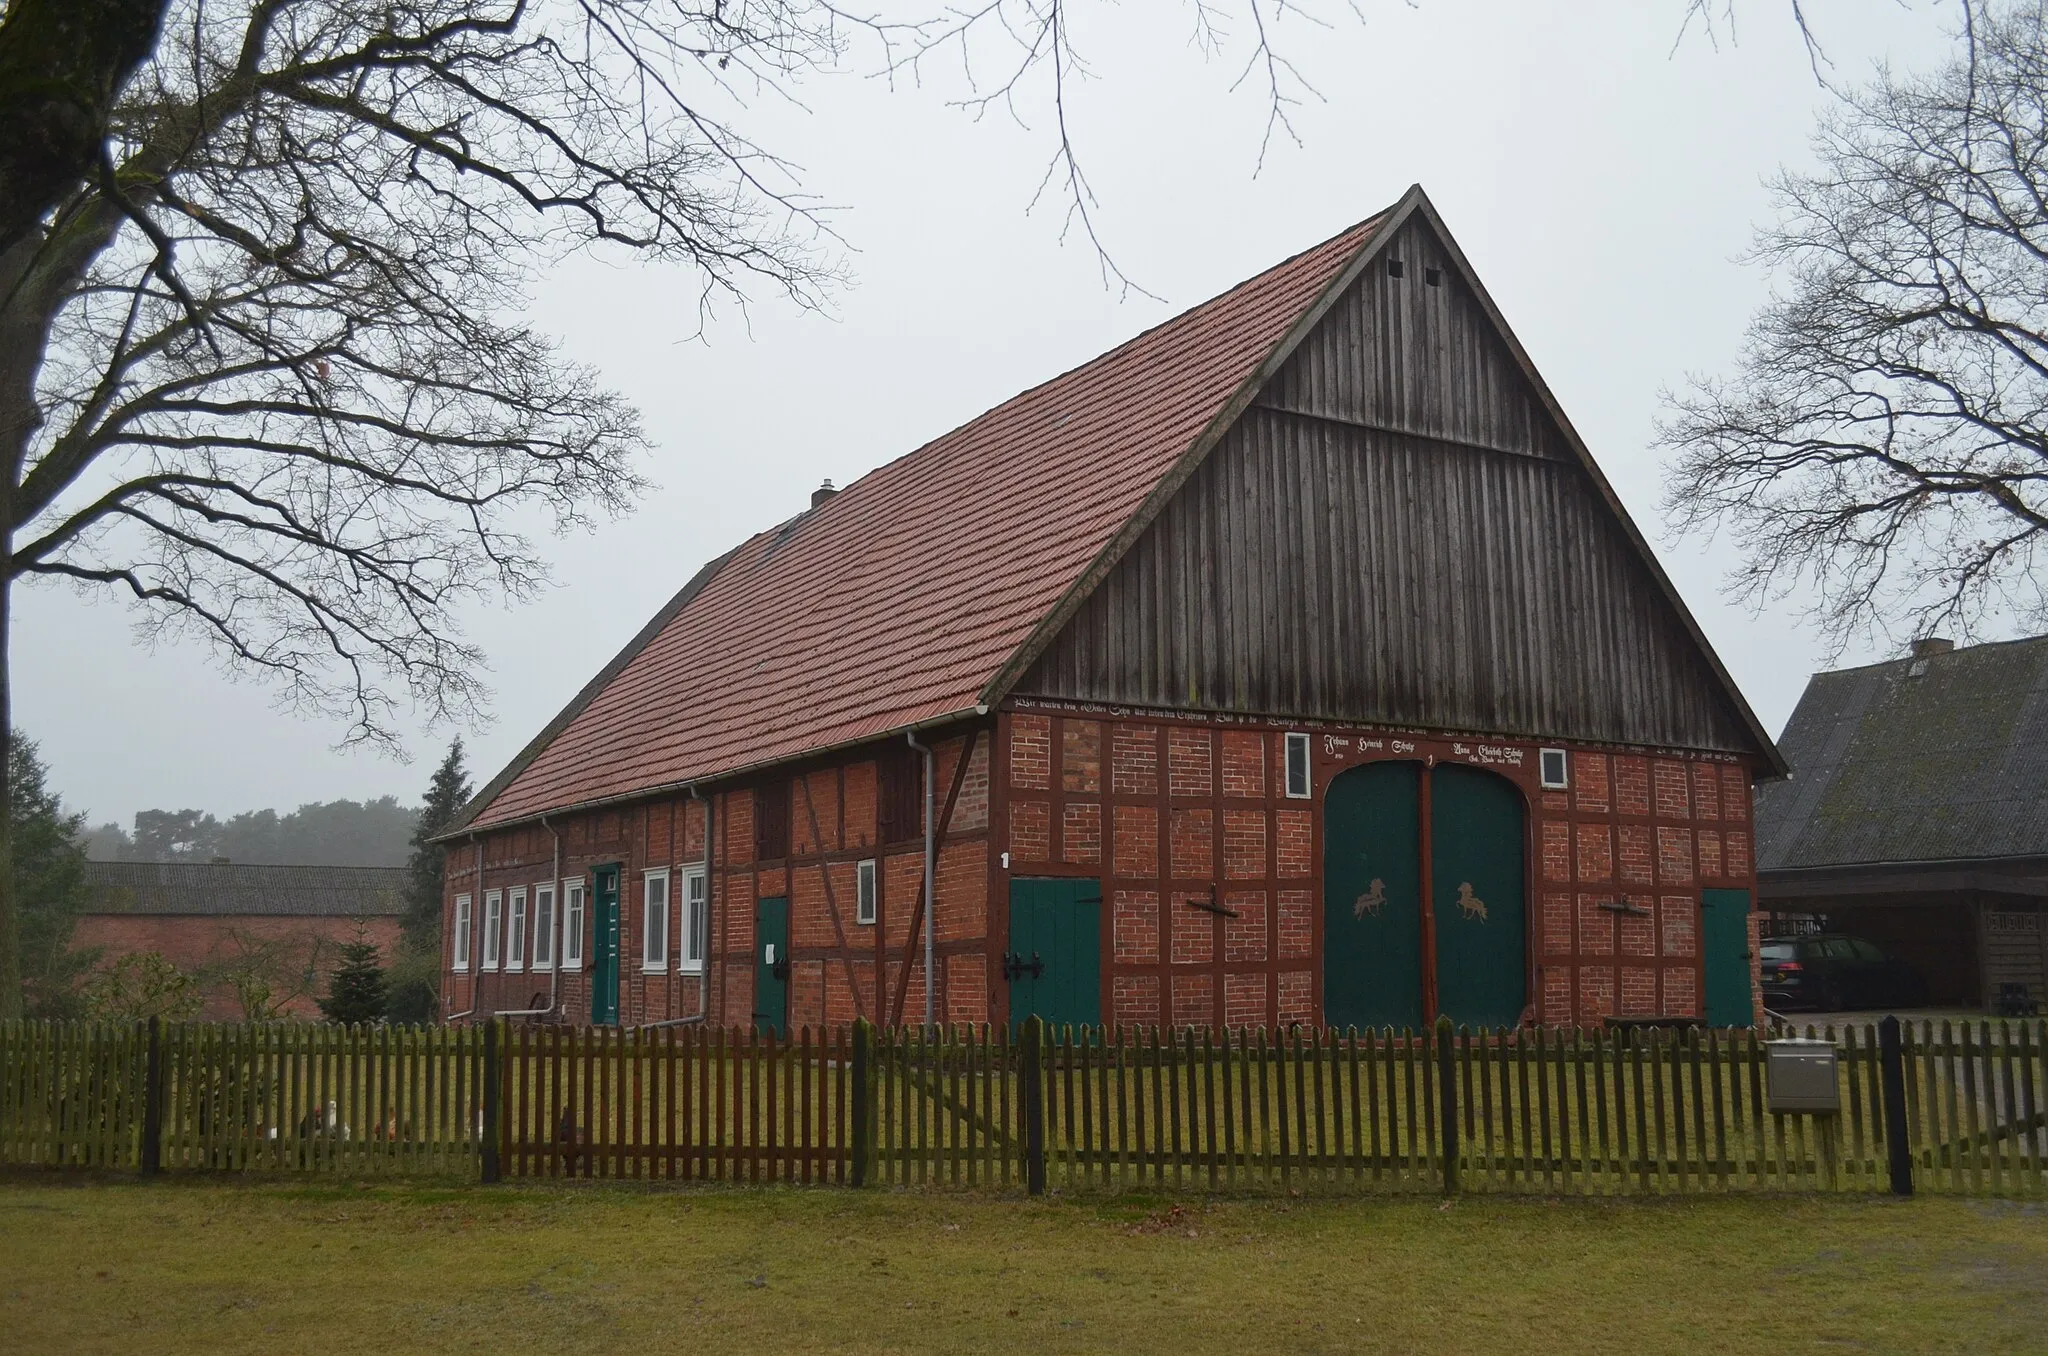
xmin=0 ymin=545 xmax=16 ymax=1019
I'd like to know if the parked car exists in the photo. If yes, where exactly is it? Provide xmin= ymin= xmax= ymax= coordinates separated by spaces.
xmin=1759 ymin=934 xmax=1929 ymax=1012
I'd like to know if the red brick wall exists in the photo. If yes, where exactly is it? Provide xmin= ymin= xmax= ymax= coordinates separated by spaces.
xmin=998 ymin=701 xmax=1762 ymax=1030
xmin=73 ymin=913 xmax=402 ymax=1020
xmin=443 ymin=725 xmax=992 ymax=1028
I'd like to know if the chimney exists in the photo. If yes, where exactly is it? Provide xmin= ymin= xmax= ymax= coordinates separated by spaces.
xmin=811 ymin=478 xmax=837 ymax=509
xmin=1911 ymin=637 xmax=1955 ymax=659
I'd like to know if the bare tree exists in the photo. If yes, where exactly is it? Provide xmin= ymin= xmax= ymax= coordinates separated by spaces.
xmin=0 ymin=0 xmax=862 ymax=1015
xmin=1663 ymin=0 xmax=2048 ymax=651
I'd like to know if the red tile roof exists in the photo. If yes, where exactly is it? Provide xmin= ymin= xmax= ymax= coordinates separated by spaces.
xmin=460 ymin=210 xmax=1390 ymax=831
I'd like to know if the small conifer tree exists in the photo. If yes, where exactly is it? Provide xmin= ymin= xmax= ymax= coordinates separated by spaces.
xmin=319 ymin=932 xmax=388 ymax=1026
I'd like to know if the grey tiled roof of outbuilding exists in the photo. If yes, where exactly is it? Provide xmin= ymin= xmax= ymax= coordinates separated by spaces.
xmin=82 ymin=861 xmax=408 ymax=917
xmin=1755 ymin=635 xmax=2048 ymax=870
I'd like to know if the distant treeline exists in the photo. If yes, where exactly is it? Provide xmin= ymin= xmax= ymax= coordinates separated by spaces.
xmin=84 ymin=798 xmax=421 ymax=868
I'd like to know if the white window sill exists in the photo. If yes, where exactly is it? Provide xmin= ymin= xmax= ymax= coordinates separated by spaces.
xmin=677 ymin=964 xmax=706 ymax=976
xmin=641 ymin=963 xmax=669 ymax=974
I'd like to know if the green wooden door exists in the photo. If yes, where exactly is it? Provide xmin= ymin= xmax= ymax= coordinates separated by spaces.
xmin=590 ymin=865 xmax=621 ymax=1026
xmin=1429 ymin=765 xmax=1527 ymax=1030
xmin=1007 ymin=877 xmax=1102 ymax=1031
xmin=755 ymin=896 xmax=790 ymax=1036
xmin=1324 ymin=762 xmax=1424 ymax=1031
xmin=1702 ymin=888 xmax=1753 ymax=1026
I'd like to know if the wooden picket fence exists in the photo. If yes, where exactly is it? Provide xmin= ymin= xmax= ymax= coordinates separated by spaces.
xmin=4 ymin=1016 xmax=2044 ymax=1197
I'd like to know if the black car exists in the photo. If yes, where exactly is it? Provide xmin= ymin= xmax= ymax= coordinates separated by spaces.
xmin=1759 ymin=934 xmax=1929 ymax=1012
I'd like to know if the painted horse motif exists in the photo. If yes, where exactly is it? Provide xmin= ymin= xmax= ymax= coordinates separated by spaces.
xmin=1455 ymin=882 xmax=1488 ymax=922
xmin=1354 ymin=877 xmax=1387 ymax=919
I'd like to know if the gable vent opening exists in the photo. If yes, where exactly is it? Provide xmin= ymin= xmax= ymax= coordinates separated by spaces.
xmin=1386 ymin=258 xmax=1405 ymax=278
xmin=1424 ymin=267 xmax=1443 ymax=287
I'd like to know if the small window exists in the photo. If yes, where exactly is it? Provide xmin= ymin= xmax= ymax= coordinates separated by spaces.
xmin=856 ymin=858 xmax=878 ymax=926
xmin=452 ymin=893 xmax=473 ymax=971
xmin=1387 ymin=258 xmax=1405 ymax=278
xmin=561 ymin=878 xmax=586 ymax=970
xmin=680 ymin=865 xmax=707 ymax=973
xmin=506 ymin=886 xmax=528 ymax=972
xmin=1424 ymin=266 xmax=1443 ymax=287
xmin=1284 ymin=733 xmax=1312 ymax=799
xmin=754 ymin=781 xmax=791 ymax=861
xmin=481 ymin=890 xmax=503 ymax=970
xmin=877 ymin=745 xmax=922 ymax=843
xmin=1539 ymin=748 xmax=1569 ymax=790
xmin=642 ymin=868 xmax=670 ymax=970
xmin=532 ymin=883 xmax=556 ymax=970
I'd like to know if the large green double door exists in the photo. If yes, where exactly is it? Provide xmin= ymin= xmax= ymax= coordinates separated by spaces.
xmin=1324 ymin=762 xmax=1527 ymax=1031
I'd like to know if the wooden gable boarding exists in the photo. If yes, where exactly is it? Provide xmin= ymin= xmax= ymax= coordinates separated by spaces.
xmin=1013 ymin=202 xmax=1768 ymax=758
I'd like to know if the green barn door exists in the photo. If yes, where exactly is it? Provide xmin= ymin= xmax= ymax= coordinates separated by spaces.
xmin=1007 ymin=877 xmax=1102 ymax=1031
xmin=755 ymin=896 xmax=790 ymax=1036
xmin=1429 ymin=765 xmax=1527 ymax=1029
xmin=1324 ymin=762 xmax=1424 ymax=1031
xmin=1702 ymin=888 xmax=1754 ymax=1027
xmin=590 ymin=865 xmax=621 ymax=1025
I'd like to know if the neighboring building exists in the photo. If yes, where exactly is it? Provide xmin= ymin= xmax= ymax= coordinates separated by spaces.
xmin=74 ymin=861 xmax=406 ymax=1019
xmin=1757 ymin=636 xmax=2048 ymax=1010
xmin=438 ymin=185 xmax=1782 ymax=1033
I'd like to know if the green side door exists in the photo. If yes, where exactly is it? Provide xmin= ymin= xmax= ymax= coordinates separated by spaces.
xmin=590 ymin=864 xmax=621 ymax=1026
xmin=1702 ymin=888 xmax=1754 ymax=1027
xmin=1430 ymin=765 xmax=1527 ymax=1030
xmin=1007 ymin=877 xmax=1102 ymax=1032
xmin=754 ymin=896 xmax=790 ymax=1036
xmin=1324 ymin=762 xmax=1424 ymax=1032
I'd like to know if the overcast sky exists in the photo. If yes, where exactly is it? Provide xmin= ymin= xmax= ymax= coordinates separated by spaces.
xmin=22 ymin=0 xmax=1965 ymax=827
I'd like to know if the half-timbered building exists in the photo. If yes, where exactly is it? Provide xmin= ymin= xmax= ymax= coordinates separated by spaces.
xmin=437 ymin=185 xmax=1783 ymax=1032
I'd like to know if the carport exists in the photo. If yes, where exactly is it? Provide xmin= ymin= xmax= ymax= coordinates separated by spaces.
xmin=1755 ymin=635 xmax=2048 ymax=1015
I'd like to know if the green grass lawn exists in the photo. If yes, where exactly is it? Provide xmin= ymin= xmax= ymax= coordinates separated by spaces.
xmin=1 ymin=1176 xmax=2043 ymax=1354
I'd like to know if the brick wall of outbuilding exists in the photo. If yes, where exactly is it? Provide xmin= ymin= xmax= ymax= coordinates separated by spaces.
xmin=72 ymin=913 xmax=401 ymax=1020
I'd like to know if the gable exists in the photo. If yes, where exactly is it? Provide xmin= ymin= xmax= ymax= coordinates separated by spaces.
xmin=1017 ymin=215 xmax=1767 ymax=757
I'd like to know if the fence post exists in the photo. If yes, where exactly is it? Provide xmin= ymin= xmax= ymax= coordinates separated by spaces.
xmin=481 ymin=1019 xmax=502 ymax=1185
xmin=1878 ymin=1015 xmax=1913 ymax=1197
xmin=1021 ymin=1015 xmax=1046 ymax=1196
xmin=850 ymin=1019 xmax=875 ymax=1188
xmin=139 ymin=1017 xmax=164 ymax=1177
xmin=1435 ymin=1015 xmax=1458 ymax=1197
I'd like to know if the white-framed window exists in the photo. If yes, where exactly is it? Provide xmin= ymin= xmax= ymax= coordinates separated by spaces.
xmin=452 ymin=893 xmax=473 ymax=971
xmin=561 ymin=877 xmax=586 ymax=970
xmin=1284 ymin=732 xmax=1312 ymax=798
xmin=1539 ymin=748 xmax=1570 ymax=790
xmin=680 ymin=864 xmax=707 ymax=973
xmin=481 ymin=889 xmax=503 ymax=970
xmin=642 ymin=867 xmax=670 ymax=971
xmin=532 ymin=883 xmax=557 ymax=970
xmin=856 ymin=858 xmax=878 ymax=926
xmin=506 ymin=886 xmax=528 ymax=972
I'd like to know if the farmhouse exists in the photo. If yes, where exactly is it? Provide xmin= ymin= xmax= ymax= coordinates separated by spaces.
xmin=437 ymin=185 xmax=1781 ymax=1033
xmin=1756 ymin=635 xmax=2048 ymax=1011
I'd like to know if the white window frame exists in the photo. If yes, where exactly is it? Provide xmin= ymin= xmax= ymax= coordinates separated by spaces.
xmin=642 ymin=867 xmax=670 ymax=971
xmin=561 ymin=878 xmax=586 ymax=971
xmin=481 ymin=889 xmax=503 ymax=971
xmin=505 ymin=885 xmax=528 ymax=972
xmin=452 ymin=893 xmax=473 ymax=971
xmin=1539 ymin=748 xmax=1570 ymax=790
xmin=856 ymin=858 xmax=878 ymax=926
xmin=531 ymin=883 xmax=556 ymax=970
xmin=679 ymin=864 xmax=707 ymax=973
xmin=1284 ymin=732 xmax=1313 ymax=799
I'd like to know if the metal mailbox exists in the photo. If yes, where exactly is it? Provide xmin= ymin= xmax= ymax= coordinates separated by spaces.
xmin=1765 ymin=1038 xmax=1840 ymax=1113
